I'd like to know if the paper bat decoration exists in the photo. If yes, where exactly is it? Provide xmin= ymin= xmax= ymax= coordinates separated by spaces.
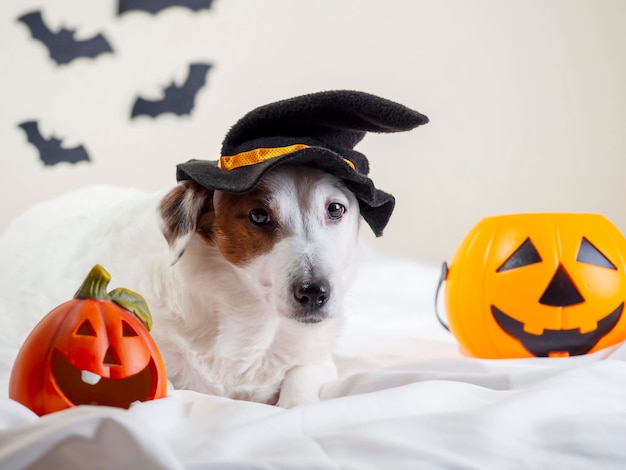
xmin=131 ymin=63 xmax=212 ymax=119
xmin=19 ymin=121 xmax=91 ymax=166
xmin=118 ymin=0 xmax=214 ymax=15
xmin=17 ymin=10 xmax=113 ymax=65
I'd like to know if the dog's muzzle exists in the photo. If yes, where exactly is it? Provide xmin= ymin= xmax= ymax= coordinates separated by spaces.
xmin=292 ymin=280 xmax=331 ymax=323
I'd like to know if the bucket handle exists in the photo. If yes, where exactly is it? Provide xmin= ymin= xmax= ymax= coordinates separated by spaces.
xmin=434 ymin=262 xmax=450 ymax=331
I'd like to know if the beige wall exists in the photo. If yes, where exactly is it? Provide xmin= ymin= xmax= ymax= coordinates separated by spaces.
xmin=2 ymin=0 xmax=625 ymax=264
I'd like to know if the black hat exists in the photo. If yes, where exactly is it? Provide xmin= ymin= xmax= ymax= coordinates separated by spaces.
xmin=176 ymin=90 xmax=428 ymax=236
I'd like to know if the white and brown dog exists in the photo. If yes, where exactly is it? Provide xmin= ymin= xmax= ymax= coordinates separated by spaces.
xmin=0 ymin=91 xmax=427 ymax=407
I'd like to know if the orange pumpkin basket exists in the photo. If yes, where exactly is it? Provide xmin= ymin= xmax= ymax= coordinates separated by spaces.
xmin=439 ymin=213 xmax=626 ymax=359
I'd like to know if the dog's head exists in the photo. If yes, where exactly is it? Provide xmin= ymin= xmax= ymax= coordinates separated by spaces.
xmin=159 ymin=165 xmax=360 ymax=324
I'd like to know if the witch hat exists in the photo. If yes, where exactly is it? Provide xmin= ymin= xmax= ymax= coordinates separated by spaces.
xmin=176 ymin=90 xmax=428 ymax=236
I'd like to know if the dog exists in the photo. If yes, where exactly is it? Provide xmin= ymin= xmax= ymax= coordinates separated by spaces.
xmin=159 ymin=164 xmax=362 ymax=406
xmin=0 ymin=164 xmax=360 ymax=408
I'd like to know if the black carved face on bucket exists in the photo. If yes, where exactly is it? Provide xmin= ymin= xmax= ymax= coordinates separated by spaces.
xmin=490 ymin=235 xmax=624 ymax=357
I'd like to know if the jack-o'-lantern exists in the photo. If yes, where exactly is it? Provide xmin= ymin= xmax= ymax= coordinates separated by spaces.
xmin=443 ymin=213 xmax=626 ymax=358
xmin=9 ymin=265 xmax=167 ymax=416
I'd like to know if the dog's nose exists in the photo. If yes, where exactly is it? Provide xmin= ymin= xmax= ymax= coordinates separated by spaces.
xmin=294 ymin=280 xmax=330 ymax=309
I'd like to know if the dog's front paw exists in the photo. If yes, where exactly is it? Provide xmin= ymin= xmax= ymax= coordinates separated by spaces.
xmin=276 ymin=361 xmax=336 ymax=408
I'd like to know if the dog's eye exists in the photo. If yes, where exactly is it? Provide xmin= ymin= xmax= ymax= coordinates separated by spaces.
xmin=249 ymin=208 xmax=270 ymax=226
xmin=327 ymin=202 xmax=345 ymax=220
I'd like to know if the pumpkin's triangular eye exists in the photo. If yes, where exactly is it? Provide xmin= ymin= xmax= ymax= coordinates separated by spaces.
xmin=497 ymin=238 xmax=542 ymax=272
xmin=577 ymin=237 xmax=617 ymax=270
xmin=122 ymin=320 xmax=138 ymax=337
xmin=75 ymin=320 xmax=96 ymax=336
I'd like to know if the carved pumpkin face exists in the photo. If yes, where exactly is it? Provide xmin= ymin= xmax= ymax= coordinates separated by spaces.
xmin=9 ymin=265 xmax=167 ymax=415
xmin=445 ymin=213 xmax=626 ymax=358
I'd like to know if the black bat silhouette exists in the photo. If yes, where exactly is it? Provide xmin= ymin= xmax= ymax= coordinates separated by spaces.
xmin=131 ymin=63 xmax=212 ymax=119
xmin=118 ymin=0 xmax=214 ymax=15
xmin=17 ymin=10 xmax=113 ymax=65
xmin=19 ymin=121 xmax=91 ymax=166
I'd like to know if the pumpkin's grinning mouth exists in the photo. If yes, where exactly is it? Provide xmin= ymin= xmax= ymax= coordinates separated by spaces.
xmin=491 ymin=302 xmax=624 ymax=357
xmin=52 ymin=352 xmax=157 ymax=408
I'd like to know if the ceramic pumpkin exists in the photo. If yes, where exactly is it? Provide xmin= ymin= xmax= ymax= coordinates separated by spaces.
xmin=444 ymin=213 xmax=626 ymax=358
xmin=9 ymin=265 xmax=167 ymax=416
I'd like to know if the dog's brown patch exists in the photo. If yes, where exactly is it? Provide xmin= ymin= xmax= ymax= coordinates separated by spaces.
xmin=208 ymin=186 xmax=278 ymax=266
xmin=160 ymin=181 xmax=278 ymax=266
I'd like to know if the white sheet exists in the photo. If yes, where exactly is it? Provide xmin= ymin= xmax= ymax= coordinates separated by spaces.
xmin=2 ymin=245 xmax=626 ymax=469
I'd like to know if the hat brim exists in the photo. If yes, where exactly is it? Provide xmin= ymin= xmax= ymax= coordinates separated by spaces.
xmin=176 ymin=147 xmax=394 ymax=237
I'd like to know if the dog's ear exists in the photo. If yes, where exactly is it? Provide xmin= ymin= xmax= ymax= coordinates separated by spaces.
xmin=159 ymin=181 xmax=214 ymax=263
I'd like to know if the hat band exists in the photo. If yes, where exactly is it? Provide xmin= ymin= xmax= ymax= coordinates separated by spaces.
xmin=219 ymin=144 xmax=355 ymax=171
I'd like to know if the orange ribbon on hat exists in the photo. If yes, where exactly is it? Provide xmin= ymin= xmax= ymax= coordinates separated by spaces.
xmin=218 ymin=144 xmax=355 ymax=171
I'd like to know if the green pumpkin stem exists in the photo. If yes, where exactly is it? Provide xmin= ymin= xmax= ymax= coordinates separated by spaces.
xmin=74 ymin=264 xmax=111 ymax=300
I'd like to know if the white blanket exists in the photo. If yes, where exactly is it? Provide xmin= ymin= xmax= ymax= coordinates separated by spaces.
xmin=2 ymin=246 xmax=626 ymax=469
